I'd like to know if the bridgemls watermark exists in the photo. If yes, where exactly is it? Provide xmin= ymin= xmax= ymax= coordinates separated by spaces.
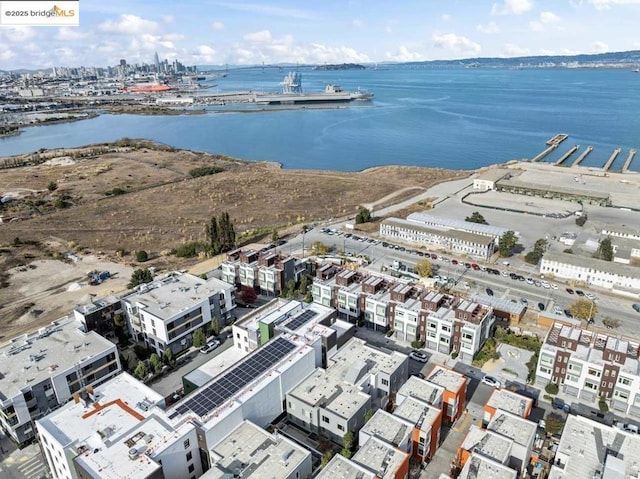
xmin=0 ymin=1 xmax=79 ymax=26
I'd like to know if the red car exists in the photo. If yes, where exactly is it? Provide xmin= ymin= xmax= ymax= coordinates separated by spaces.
xmin=471 ymin=264 xmax=480 ymax=270
xmin=452 ymin=259 xmax=459 ymax=265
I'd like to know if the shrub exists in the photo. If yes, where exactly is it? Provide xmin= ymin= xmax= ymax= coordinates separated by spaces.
xmin=188 ymin=166 xmax=223 ymax=177
xmin=135 ymin=250 xmax=149 ymax=262
xmin=105 ymin=187 xmax=126 ymax=196
xmin=576 ymin=215 xmax=587 ymax=227
xmin=411 ymin=340 xmax=425 ymax=349
xmin=172 ymin=241 xmax=208 ymax=258
xmin=451 ymin=351 xmax=459 ymax=359
xmin=545 ymin=413 xmax=564 ymax=435
xmin=386 ymin=330 xmax=394 ymax=337
xmin=599 ymin=398 xmax=609 ymax=412
xmin=47 ymin=180 xmax=58 ymax=191
xmin=545 ymin=383 xmax=559 ymax=395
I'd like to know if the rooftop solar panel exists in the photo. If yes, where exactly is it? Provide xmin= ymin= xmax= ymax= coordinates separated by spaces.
xmin=285 ymin=309 xmax=319 ymax=331
xmin=173 ymin=337 xmax=297 ymax=419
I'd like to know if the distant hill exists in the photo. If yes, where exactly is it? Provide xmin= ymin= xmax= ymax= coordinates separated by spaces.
xmin=403 ymin=50 xmax=640 ymax=68
xmin=313 ymin=63 xmax=366 ymax=71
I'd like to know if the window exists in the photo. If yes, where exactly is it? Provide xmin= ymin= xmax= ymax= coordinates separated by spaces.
xmin=381 ymin=378 xmax=389 ymax=386
xmin=619 ymin=377 xmax=632 ymax=386
xmin=322 ymin=416 xmax=329 ymax=424
xmin=186 ymin=451 xmax=192 ymax=462
xmin=184 ymin=439 xmax=190 ymax=449
xmin=337 ymin=424 xmax=344 ymax=431
xmin=188 ymin=464 xmax=195 ymax=473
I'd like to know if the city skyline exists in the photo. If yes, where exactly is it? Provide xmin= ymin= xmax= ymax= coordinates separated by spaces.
xmin=1 ymin=0 xmax=640 ymax=69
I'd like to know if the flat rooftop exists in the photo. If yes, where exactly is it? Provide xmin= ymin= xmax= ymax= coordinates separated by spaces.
xmin=486 ymin=389 xmax=532 ymax=418
xmin=542 ymin=251 xmax=640 ymax=279
xmin=279 ymin=302 xmax=335 ymax=333
xmin=0 ymin=317 xmax=115 ymax=401
xmin=170 ymin=336 xmax=305 ymax=421
xmin=235 ymin=298 xmax=302 ymax=332
xmin=460 ymin=425 xmax=512 ymax=464
xmin=328 ymin=338 xmax=408 ymax=382
xmin=392 ymin=396 xmax=441 ymax=431
xmin=397 ymin=376 xmax=444 ymax=408
xmin=287 ymin=368 xmax=370 ymax=419
xmin=548 ymin=413 xmax=640 ymax=479
xmin=383 ymin=217 xmax=495 ymax=247
xmin=360 ymin=410 xmax=412 ymax=447
xmin=427 ymin=366 xmax=467 ymax=393
xmin=314 ymin=453 xmax=375 ymax=479
xmin=407 ymin=212 xmax=511 ymax=238
xmin=352 ymin=436 xmax=408 ymax=479
xmin=458 ymin=453 xmax=517 ymax=479
xmin=74 ymin=295 xmax=120 ymax=315
xmin=36 ymin=372 xmax=164 ymax=448
xmin=206 ymin=420 xmax=310 ymax=478
xmin=123 ymin=272 xmax=231 ymax=321
xmin=182 ymin=346 xmax=248 ymax=390
xmin=487 ymin=410 xmax=537 ymax=448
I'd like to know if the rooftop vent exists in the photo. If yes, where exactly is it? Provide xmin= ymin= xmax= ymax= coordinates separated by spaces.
xmin=128 ymin=447 xmax=140 ymax=460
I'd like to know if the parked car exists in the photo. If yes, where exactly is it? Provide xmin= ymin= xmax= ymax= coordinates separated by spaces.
xmin=552 ymin=397 xmax=570 ymax=412
xmin=521 ymin=298 xmax=528 ymax=305
xmin=616 ymin=423 xmax=640 ymax=434
xmin=481 ymin=375 xmax=501 ymax=388
xmin=633 ymin=303 xmax=640 ymax=313
xmin=409 ymin=351 xmax=428 ymax=363
xmin=538 ymin=302 xmax=545 ymax=311
xmin=564 ymin=309 xmax=573 ymax=318
xmin=585 ymin=292 xmax=597 ymax=301
xmin=576 ymin=290 xmax=585 ymax=296
xmin=553 ymin=306 xmax=563 ymax=315
xmin=566 ymin=288 xmax=575 ymax=294
xmin=486 ymin=288 xmax=494 ymax=296
xmin=200 ymin=340 xmax=221 ymax=354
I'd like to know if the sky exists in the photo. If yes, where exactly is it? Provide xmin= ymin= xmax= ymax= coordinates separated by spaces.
xmin=2 ymin=0 xmax=640 ymax=69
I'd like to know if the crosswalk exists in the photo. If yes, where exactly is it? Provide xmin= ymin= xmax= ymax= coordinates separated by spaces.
xmin=17 ymin=454 xmax=49 ymax=479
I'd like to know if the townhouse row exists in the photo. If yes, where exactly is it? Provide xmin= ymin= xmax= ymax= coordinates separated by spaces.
xmin=311 ymin=266 xmax=496 ymax=363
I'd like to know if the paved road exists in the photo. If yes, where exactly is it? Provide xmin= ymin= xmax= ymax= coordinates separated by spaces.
xmin=0 ymin=435 xmax=49 ymax=479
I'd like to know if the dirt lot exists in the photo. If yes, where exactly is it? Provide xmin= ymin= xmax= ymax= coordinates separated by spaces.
xmin=0 ymin=249 xmax=133 ymax=338
xmin=0 ymin=141 xmax=468 ymax=336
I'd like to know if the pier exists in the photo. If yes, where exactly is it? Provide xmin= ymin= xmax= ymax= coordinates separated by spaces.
xmin=555 ymin=145 xmax=580 ymax=166
xmin=531 ymin=144 xmax=557 ymax=162
xmin=572 ymin=145 xmax=593 ymax=167
xmin=547 ymin=133 xmax=568 ymax=146
xmin=622 ymin=149 xmax=637 ymax=172
xmin=603 ymin=147 xmax=622 ymax=171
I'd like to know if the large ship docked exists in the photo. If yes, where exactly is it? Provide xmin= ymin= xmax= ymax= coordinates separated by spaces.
xmin=255 ymin=71 xmax=373 ymax=105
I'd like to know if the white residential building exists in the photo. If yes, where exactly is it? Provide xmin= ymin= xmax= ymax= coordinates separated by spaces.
xmin=406 ymin=212 xmax=513 ymax=241
xmin=459 ymin=453 xmax=517 ymax=479
xmin=314 ymin=454 xmax=375 ymax=479
xmin=535 ymin=322 xmax=640 ymax=416
xmin=549 ymin=414 xmax=640 ymax=479
xmin=486 ymin=410 xmax=537 ymax=477
xmin=36 ymin=373 xmax=200 ymax=479
xmin=472 ymin=169 xmax=511 ymax=191
xmin=380 ymin=217 xmax=496 ymax=260
xmin=286 ymin=337 xmax=408 ymax=441
xmin=0 ymin=318 xmax=120 ymax=446
xmin=122 ymin=272 xmax=235 ymax=355
xmin=205 ymin=420 xmax=312 ymax=479
xmin=540 ymin=251 xmax=640 ymax=294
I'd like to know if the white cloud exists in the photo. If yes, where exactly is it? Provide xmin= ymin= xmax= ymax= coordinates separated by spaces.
xmin=211 ymin=21 xmax=225 ymax=30
xmin=385 ymin=26 xmax=393 ymax=33
xmin=477 ymin=21 xmax=500 ymax=34
xmin=491 ymin=0 xmax=533 ymax=15
xmin=1 ymin=26 xmax=37 ymax=43
xmin=0 ymin=49 xmax=15 ymax=61
xmin=243 ymin=30 xmax=272 ymax=42
xmin=540 ymin=11 xmax=561 ymax=23
xmin=385 ymin=45 xmax=426 ymax=62
xmin=587 ymin=0 xmax=640 ymax=10
xmin=529 ymin=21 xmax=544 ymax=32
xmin=192 ymin=45 xmax=218 ymax=63
xmin=99 ymin=14 xmax=159 ymax=35
xmin=441 ymin=13 xmax=453 ymax=21
xmin=432 ymin=33 xmax=481 ymax=54
xmin=503 ymin=43 xmax=530 ymax=56
xmin=593 ymin=41 xmax=609 ymax=52
xmin=162 ymin=15 xmax=175 ymax=24
xmin=352 ymin=19 xmax=363 ymax=28
xmin=56 ymin=27 xmax=88 ymax=41
xmin=215 ymin=2 xmax=315 ymax=20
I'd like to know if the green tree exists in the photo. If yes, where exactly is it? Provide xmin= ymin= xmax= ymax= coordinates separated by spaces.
xmin=498 ymin=230 xmax=518 ymax=257
xmin=134 ymin=361 xmax=149 ymax=380
xmin=47 ymin=180 xmax=58 ymax=191
xmin=271 ymin=229 xmax=279 ymax=244
xmin=210 ymin=317 xmax=221 ymax=337
xmin=310 ymin=241 xmax=330 ymax=255
xmin=193 ymin=328 xmax=206 ymax=348
xmin=297 ymin=276 xmax=309 ymax=295
xmin=162 ymin=348 xmax=175 ymax=366
xmin=596 ymin=236 xmax=613 ymax=262
xmin=465 ymin=211 xmax=488 ymax=224
xmin=149 ymin=353 xmax=163 ymax=375
xmin=599 ymin=397 xmax=609 ymax=412
xmin=545 ymin=382 xmax=559 ymax=395
xmin=364 ymin=409 xmax=374 ymax=422
xmin=570 ymin=298 xmax=598 ymax=321
xmin=340 ymin=431 xmax=355 ymax=459
xmin=355 ymin=207 xmax=372 ymax=224
xmin=206 ymin=216 xmax=221 ymax=255
xmin=525 ymin=238 xmax=548 ymax=265
xmin=54 ymin=195 xmax=67 ymax=209
xmin=320 ymin=451 xmax=334 ymax=468
xmin=135 ymin=250 xmax=149 ymax=262
xmin=128 ymin=268 xmax=153 ymax=289
xmin=284 ymin=279 xmax=297 ymax=299
xmin=545 ymin=413 xmax=564 ymax=435
xmin=576 ymin=214 xmax=588 ymax=227
xmin=415 ymin=259 xmax=432 ymax=278
xmin=119 ymin=353 xmax=130 ymax=372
